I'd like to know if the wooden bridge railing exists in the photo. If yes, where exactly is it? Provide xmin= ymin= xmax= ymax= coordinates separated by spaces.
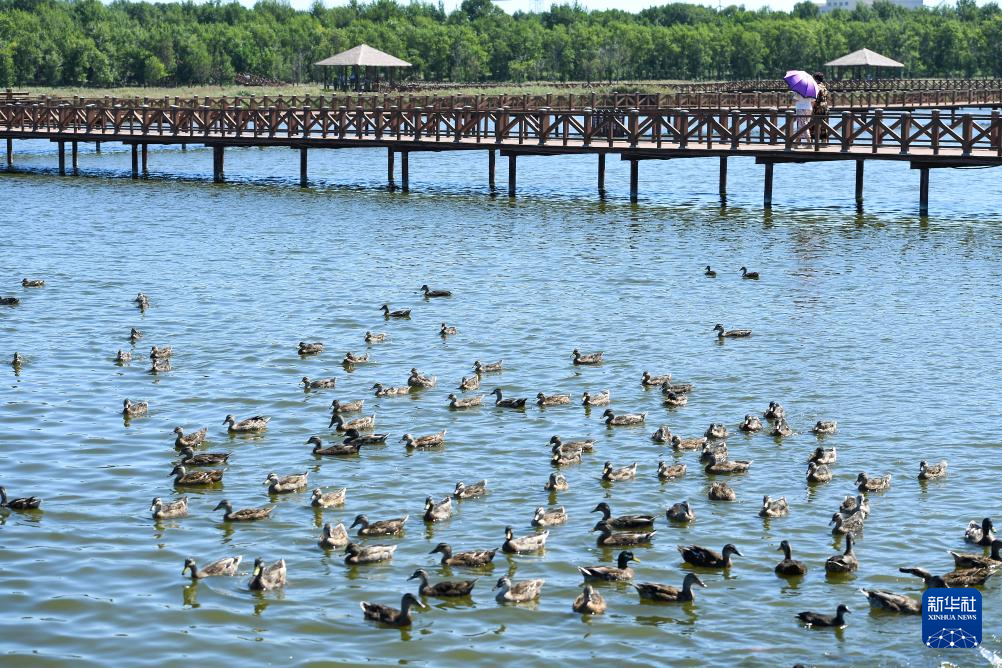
xmin=673 ymin=78 xmax=1002 ymax=94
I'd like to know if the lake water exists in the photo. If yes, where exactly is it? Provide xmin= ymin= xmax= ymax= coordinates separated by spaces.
xmin=2 ymin=140 xmax=1001 ymax=667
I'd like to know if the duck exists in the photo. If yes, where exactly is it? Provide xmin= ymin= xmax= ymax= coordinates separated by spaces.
xmin=149 ymin=345 xmax=172 ymax=360
xmin=11 ymin=352 xmax=24 ymax=368
xmin=448 ymin=393 xmax=483 ymax=409
xmin=825 ymin=534 xmax=859 ymax=573
xmin=581 ymin=390 xmax=611 ymax=407
xmin=408 ymin=368 xmax=437 ymax=388
xmin=330 ymin=398 xmax=364 ymax=413
xmin=264 ymin=472 xmax=308 ymax=494
xmin=178 ymin=447 xmax=229 ymax=467
xmin=918 ymin=459 xmax=948 ymax=480
xmin=134 ymin=292 xmax=149 ymax=309
xmin=740 ymin=415 xmax=763 ymax=432
xmin=381 ymin=304 xmax=410 ymax=318
xmin=344 ymin=542 xmax=397 ymax=565
xmin=182 ymin=556 xmax=241 ymax=579
xmin=678 ymin=543 xmax=742 ymax=568
xmin=122 ymin=398 xmax=148 ymax=419
xmin=900 ymin=566 xmax=991 ymax=588
xmin=572 ymin=584 xmax=607 ymax=614
xmin=213 ymin=500 xmax=274 ymax=522
xmin=551 ymin=448 xmax=582 ymax=467
xmin=329 ymin=414 xmax=375 ymax=432
xmin=531 ymin=506 xmax=567 ymax=527
xmin=770 ymin=418 xmax=793 ymax=438
xmin=658 ymin=460 xmax=687 ymax=480
xmin=536 ymin=392 xmax=571 ymax=407
xmin=602 ymin=461 xmax=638 ymax=481
xmin=169 ymin=465 xmax=223 ymax=486
xmin=311 ymin=487 xmax=347 ymax=508
xmin=544 ymin=472 xmax=568 ymax=492
xmin=775 ymin=540 xmax=808 ymax=576
xmin=642 ymin=371 xmax=672 ymax=387
xmin=592 ymin=502 xmax=655 ymax=529
xmin=859 ymin=589 xmax=921 ymax=615
xmin=840 ymin=494 xmax=870 ymax=518
xmin=473 ymin=359 xmax=503 ymax=374
xmin=667 ymin=500 xmax=695 ymax=522
xmin=809 ymin=446 xmax=837 ymax=465
xmin=361 ymin=593 xmax=427 ymax=627
xmin=458 ymin=375 xmax=481 ymax=391
xmin=502 ymin=526 xmax=549 ymax=554
xmin=149 ymin=496 xmax=186 ymax=519
xmin=704 ymin=423 xmax=728 ymax=439
xmin=364 ymin=331 xmax=386 ymax=343
xmin=491 ymin=388 xmax=527 ymax=409
xmin=661 ymin=380 xmax=694 ymax=394
xmin=592 ymin=520 xmax=656 ymax=546
xmin=423 ymin=496 xmax=452 ymax=523
xmin=806 ymin=461 xmax=833 ymax=484
xmin=401 ymin=431 xmax=447 ymax=449
xmin=439 ymin=323 xmax=458 ymax=336
xmin=342 ymin=428 xmax=387 ymax=446
xmin=298 ymin=341 xmax=324 ymax=355
xmin=704 ymin=455 xmax=752 ymax=475
xmin=699 ymin=442 xmax=728 ymax=464
xmin=651 ymin=425 xmax=672 ymax=443
xmin=129 ymin=327 xmax=142 ymax=343
xmin=671 ymin=434 xmax=707 ymax=451
xmin=114 ymin=349 xmax=131 ymax=363
xmin=318 ymin=522 xmax=349 ymax=549
xmin=708 ymin=481 xmax=736 ymax=501
xmin=454 ymin=480 xmax=488 ymax=499
xmin=663 ymin=391 xmax=688 ymax=407
xmin=248 ymin=558 xmax=286 ymax=590
xmin=578 ymin=550 xmax=639 ymax=581
xmin=308 ymin=435 xmax=362 ymax=456
xmin=0 ymin=296 xmax=20 ymax=306
xmin=420 ymin=284 xmax=452 ymax=298
xmin=950 ymin=539 xmax=1002 ymax=570
xmin=149 ymin=357 xmax=172 ymax=373
xmin=173 ymin=426 xmax=207 ymax=450
xmin=0 ymin=486 xmax=41 ymax=510
xmin=223 ymin=414 xmax=270 ymax=433
xmin=408 ymin=569 xmax=476 ymax=597
xmin=602 ymin=409 xmax=646 ymax=426
xmin=812 ymin=420 xmax=838 ymax=435
xmin=759 ymin=495 xmax=789 ymax=518
xmin=830 ymin=511 xmax=865 ymax=536
xmin=494 ymin=576 xmax=544 ymax=604
xmin=302 ymin=376 xmax=336 ymax=390
xmin=351 ymin=513 xmax=408 ymax=537
xmin=572 ymin=349 xmax=603 ymax=365
xmin=21 ymin=278 xmax=44 ymax=288
xmin=965 ymin=518 xmax=996 ymax=545
xmin=856 ymin=472 xmax=891 ymax=493
xmin=550 ymin=435 xmax=596 ymax=452
xmin=713 ymin=324 xmax=751 ymax=338
xmin=343 ymin=351 xmax=369 ymax=365
xmin=798 ymin=604 xmax=850 ymax=628
xmin=635 ymin=573 xmax=707 ymax=603
xmin=371 ymin=383 xmax=410 ymax=397
xmin=704 ymin=265 xmax=716 ymax=277
xmin=430 ymin=542 xmax=496 ymax=567
xmin=763 ymin=401 xmax=785 ymax=421
xmin=740 ymin=266 xmax=760 ymax=280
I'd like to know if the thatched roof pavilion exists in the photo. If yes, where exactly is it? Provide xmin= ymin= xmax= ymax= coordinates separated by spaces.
xmin=825 ymin=48 xmax=904 ymax=79
xmin=316 ymin=44 xmax=412 ymax=91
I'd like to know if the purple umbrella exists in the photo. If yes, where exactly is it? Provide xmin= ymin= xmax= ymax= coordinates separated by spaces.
xmin=784 ymin=70 xmax=818 ymax=99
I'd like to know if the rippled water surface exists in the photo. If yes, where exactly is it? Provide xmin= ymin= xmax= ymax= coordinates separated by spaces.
xmin=2 ymin=141 xmax=1002 ymax=667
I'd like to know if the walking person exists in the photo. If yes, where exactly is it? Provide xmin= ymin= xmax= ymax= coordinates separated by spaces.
xmin=793 ymin=90 xmax=813 ymax=148
xmin=812 ymin=72 xmax=831 ymax=144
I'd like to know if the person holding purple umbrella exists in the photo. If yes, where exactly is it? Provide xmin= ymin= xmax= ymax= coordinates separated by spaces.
xmin=785 ymin=70 xmax=817 ymax=148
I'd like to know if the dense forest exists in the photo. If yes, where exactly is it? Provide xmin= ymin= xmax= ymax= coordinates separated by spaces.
xmin=0 ymin=0 xmax=1000 ymax=88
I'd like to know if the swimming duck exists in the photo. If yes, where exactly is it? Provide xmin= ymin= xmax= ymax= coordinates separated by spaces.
xmin=213 ymin=500 xmax=274 ymax=522
xmin=572 ymin=584 xmax=607 ymax=615
xmin=448 ymin=393 xmax=483 ymax=409
xmin=408 ymin=368 xmax=437 ymax=388
xmin=0 ymin=296 xmax=20 ymax=306
xmin=454 ymin=480 xmax=488 ymax=499
xmin=812 ymin=420 xmax=837 ymax=435
xmin=150 ymin=357 xmax=172 ymax=373
xmin=965 ymin=518 xmax=996 ymax=545
xmin=311 ymin=487 xmax=347 ymax=508
xmin=343 ymin=351 xmax=369 ymax=365
xmin=298 ymin=341 xmax=324 ymax=355
xmin=361 ymin=593 xmax=427 ymax=627
xmin=658 ymin=460 xmax=687 ymax=480
xmin=704 ymin=266 xmax=716 ymax=277
xmin=531 ymin=506 xmax=567 ymax=527
xmin=661 ymin=380 xmax=694 ymax=394
xmin=603 ymin=409 xmax=646 ymax=426
xmin=123 ymin=398 xmax=148 ymax=419
xmin=381 ymin=304 xmax=410 ymax=318
xmin=770 ymin=418 xmax=793 ymax=438
xmin=491 ymin=388 xmax=527 ymax=409
xmin=0 ymin=486 xmax=41 ymax=510
xmin=173 ymin=426 xmax=207 ymax=450
xmin=342 ymin=428 xmax=388 ymax=446
xmin=134 ymin=292 xmax=149 ymax=309
xmin=494 ymin=576 xmax=544 ymax=604
xmin=182 ymin=556 xmax=241 ymax=579
xmin=704 ymin=455 xmax=752 ymax=475
xmin=825 ymin=534 xmax=859 ymax=573
xmin=903 ymin=566 xmax=992 ymax=588
xmin=474 ymin=359 xmax=503 ymax=374
xmin=329 ymin=414 xmax=375 ymax=432
xmin=264 ymin=472 xmax=308 ymax=494
xmin=550 ymin=435 xmax=596 ymax=452
xmin=592 ymin=520 xmax=656 ymax=546
xmin=581 ymin=390 xmax=611 ymax=407
xmin=699 ymin=442 xmax=728 ymax=464
xmin=775 ymin=540 xmax=808 ymax=576
xmin=408 ymin=569 xmax=476 ymax=597
xmin=918 ymin=459 xmax=948 ymax=480
xmin=678 ymin=543 xmax=742 ymax=568
xmin=713 ymin=324 xmax=751 ymax=338
xmin=22 ymin=278 xmax=44 ymax=287
xmin=351 ymin=513 xmax=408 ymax=537
xmin=551 ymin=448 xmax=582 ymax=467
xmin=307 ymin=435 xmax=362 ymax=456
xmin=950 ymin=540 xmax=1002 ymax=570
xmin=429 ymin=543 xmax=496 ymax=567
xmin=840 ymin=494 xmax=870 ymax=518
xmin=704 ymin=423 xmax=728 ymax=439
xmin=896 ymin=567 xmax=949 ymax=589
xmin=579 ymin=550 xmax=639 ymax=581
xmin=149 ymin=345 xmax=172 ymax=360
xmin=458 ymin=375 xmax=481 ymax=391
xmin=344 ymin=542 xmax=397 ymax=565
xmin=364 ymin=331 xmax=386 ymax=343
xmin=11 ymin=352 xmax=24 ymax=368
xmin=372 ymin=383 xmax=410 ymax=397
xmin=129 ymin=327 xmax=142 ymax=343
xmin=178 ymin=447 xmax=229 ymax=467
xmin=642 ymin=371 xmax=672 ymax=387
xmin=318 ymin=522 xmax=349 ymax=549
xmin=592 ymin=501 xmax=654 ymax=529
xmin=806 ymin=461 xmax=833 ymax=484
xmin=423 ymin=495 xmax=452 ymax=522
xmin=763 ymin=402 xmax=785 ymax=421
xmin=856 ymin=472 xmax=891 ymax=493
xmin=651 ymin=425 xmax=672 ymax=443
xmin=602 ymin=461 xmax=638 ymax=481
xmin=859 ymin=589 xmax=921 ymax=615
xmin=708 ymin=481 xmax=736 ymax=501
xmin=401 ymin=431 xmax=447 ymax=449
xmin=667 ymin=500 xmax=695 ymax=523
xmin=439 ymin=323 xmax=458 ymax=336
xmin=759 ymin=495 xmax=789 ymax=518
xmin=421 ymin=284 xmax=452 ymax=298
xmin=740 ymin=415 xmax=763 ymax=432
xmin=798 ymin=604 xmax=850 ymax=628
xmin=330 ymin=399 xmax=364 ymax=413
xmin=536 ymin=392 xmax=571 ymax=407
xmin=740 ymin=266 xmax=760 ymax=279
xmin=663 ymin=391 xmax=688 ymax=407
xmin=544 ymin=472 xmax=568 ymax=492
xmin=634 ymin=573 xmax=707 ymax=603
xmin=809 ymin=446 xmax=837 ymax=465
xmin=572 ymin=349 xmax=603 ymax=365
xmin=671 ymin=434 xmax=707 ymax=451
xmin=223 ymin=414 xmax=270 ymax=433
xmin=149 ymin=496 xmax=186 ymax=519
xmin=302 ymin=376 xmax=336 ymax=390
xmin=502 ymin=526 xmax=549 ymax=554
xmin=169 ymin=465 xmax=223 ymax=486
xmin=830 ymin=511 xmax=865 ymax=536
xmin=248 ymin=558 xmax=286 ymax=590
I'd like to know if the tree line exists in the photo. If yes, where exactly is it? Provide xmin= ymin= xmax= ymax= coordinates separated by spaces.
xmin=1 ymin=0 xmax=1001 ymax=88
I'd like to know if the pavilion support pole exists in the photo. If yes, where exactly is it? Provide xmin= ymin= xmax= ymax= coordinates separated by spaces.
xmin=141 ymin=144 xmax=148 ymax=176
xmin=57 ymin=141 xmax=66 ymax=175
xmin=71 ymin=141 xmax=79 ymax=173
xmin=597 ymin=153 xmax=606 ymax=194
xmin=854 ymin=160 xmax=864 ymax=209
xmin=387 ymin=147 xmax=394 ymax=188
xmin=299 ymin=147 xmax=308 ymax=187
xmin=212 ymin=145 xmax=224 ymax=183
xmin=507 ymin=154 xmax=516 ymax=197
xmin=629 ymin=159 xmax=638 ymax=203
xmin=130 ymin=144 xmax=138 ymax=179
xmin=763 ymin=161 xmax=774 ymax=208
xmin=401 ymin=151 xmax=409 ymax=191
xmin=6 ymin=137 xmax=14 ymax=166
xmin=719 ymin=156 xmax=728 ymax=199
xmin=488 ymin=149 xmax=496 ymax=190
xmin=919 ymin=166 xmax=929 ymax=216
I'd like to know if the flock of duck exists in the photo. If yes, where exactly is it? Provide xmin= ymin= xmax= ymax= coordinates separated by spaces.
xmin=4 ymin=272 xmax=999 ymax=632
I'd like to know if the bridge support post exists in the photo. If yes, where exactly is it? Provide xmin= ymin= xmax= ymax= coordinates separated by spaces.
xmin=401 ymin=151 xmax=409 ymax=191
xmin=629 ymin=159 xmax=639 ymax=203
xmin=855 ymin=160 xmax=864 ymax=209
xmin=507 ymin=154 xmax=516 ymax=197
xmin=6 ymin=137 xmax=13 ymax=167
xmin=130 ymin=144 xmax=138 ymax=179
xmin=95 ymin=141 xmax=101 ymax=154
xmin=763 ymin=162 xmax=774 ymax=208
xmin=597 ymin=153 xmax=606 ymax=194
xmin=71 ymin=141 xmax=79 ymax=173
xmin=299 ymin=147 xmax=308 ymax=187
xmin=141 ymin=144 xmax=148 ymax=176
xmin=919 ymin=166 xmax=929 ymax=216
xmin=212 ymin=145 xmax=224 ymax=183
xmin=180 ymin=143 xmax=186 ymax=152
xmin=719 ymin=156 xmax=728 ymax=199
xmin=387 ymin=147 xmax=395 ymax=188
xmin=488 ymin=149 xmax=496 ymax=191
xmin=58 ymin=141 xmax=66 ymax=175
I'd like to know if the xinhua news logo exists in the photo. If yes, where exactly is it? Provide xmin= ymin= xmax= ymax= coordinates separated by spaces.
xmin=923 ymin=588 xmax=982 ymax=648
